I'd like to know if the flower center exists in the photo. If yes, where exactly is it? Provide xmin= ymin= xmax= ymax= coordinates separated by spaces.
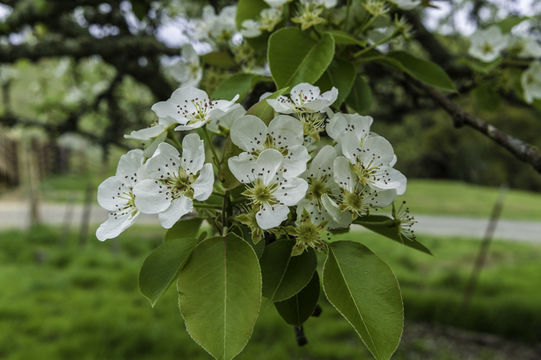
xmin=353 ymin=160 xmax=379 ymax=186
xmin=481 ymin=42 xmax=493 ymax=55
xmin=176 ymin=97 xmax=218 ymax=125
xmin=340 ymin=188 xmax=370 ymax=217
xmin=307 ymin=177 xmax=328 ymax=201
xmin=243 ymin=179 xmax=278 ymax=208
xmin=162 ymin=167 xmax=195 ymax=199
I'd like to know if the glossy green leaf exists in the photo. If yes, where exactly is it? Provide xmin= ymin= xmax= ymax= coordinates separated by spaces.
xmin=139 ymin=236 xmax=201 ymax=307
xmin=274 ymin=271 xmax=320 ymax=326
xmin=268 ymin=27 xmax=335 ymax=88
xmin=165 ymin=217 xmax=203 ymax=242
xmin=261 ymin=240 xmax=317 ymax=301
xmin=212 ymin=73 xmax=257 ymax=101
xmin=323 ymin=241 xmax=403 ymax=360
xmin=235 ymin=0 xmax=268 ymax=29
xmin=383 ymin=51 xmax=456 ymax=92
xmin=346 ymin=75 xmax=372 ymax=113
xmin=326 ymin=30 xmax=366 ymax=46
xmin=354 ymin=215 xmax=432 ymax=255
xmin=316 ymin=59 xmax=356 ymax=107
xmin=201 ymin=51 xmax=236 ymax=68
xmin=178 ymin=233 xmax=261 ymax=360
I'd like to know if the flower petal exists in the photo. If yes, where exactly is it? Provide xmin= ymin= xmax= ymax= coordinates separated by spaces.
xmin=256 ymin=203 xmax=289 ymax=229
xmin=133 ymin=179 xmax=171 ymax=214
xmin=97 ymin=176 xmax=128 ymax=211
xmin=228 ymin=152 xmax=257 ymax=184
xmin=266 ymin=96 xmax=295 ymax=114
xmin=303 ymin=87 xmax=338 ymax=112
xmin=274 ymin=177 xmax=308 ymax=206
xmin=308 ymin=145 xmax=336 ymax=178
xmin=326 ymin=113 xmax=372 ymax=141
xmin=369 ymin=166 xmax=407 ymax=194
xmin=268 ymin=115 xmax=304 ymax=148
xmin=96 ymin=211 xmax=139 ymax=241
xmin=142 ymin=142 xmax=181 ymax=179
xmin=358 ymin=135 xmax=396 ymax=167
xmin=333 ymin=156 xmax=355 ymax=193
xmin=116 ymin=149 xmax=144 ymax=180
xmin=321 ymin=193 xmax=352 ymax=228
xmin=181 ymin=133 xmax=205 ymax=174
xmin=230 ymin=115 xmax=267 ymax=152
xmin=281 ymin=145 xmax=310 ymax=178
xmin=255 ymin=149 xmax=283 ymax=186
xmin=290 ymin=83 xmax=321 ymax=106
xmin=158 ymin=196 xmax=194 ymax=229
xmin=193 ymin=163 xmax=214 ymax=201
xmin=125 ymin=124 xmax=167 ymax=141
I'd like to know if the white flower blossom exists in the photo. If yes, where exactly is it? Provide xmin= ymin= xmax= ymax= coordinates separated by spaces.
xmin=151 ymin=86 xmax=239 ymax=131
xmin=169 ymin=43 xmax=202 ymax=87
xmin=513 ymin=37 xmax=541 ymax=59
xmin=267 ymin=83 xmax=338 ymax=114
xmin=96 ymin=149 xmax=145 ymax=241
xmin=521 ymin=61 xmax=541 ymax=104
xmin=469 ymin=26 xmax=509 ymax=63
xmin=338 ymin=133 xmax=406 ymax=194
xmin=229 ymin=114 xmax=310 ymax=178
xmin=229 ymin=149 xmax=308 ymax=229
xmin=207 ymin=103 xmax=246 ymax=134
xmin=240 ymin=19 xmax=262 ymax=38
xmin=259 ymin=7 xmax=283 ymax=32
xmin=391 ymin=0 xmax=421 ymax=10
xmin=326 ymin=112 xmax=373 ymax=142
xmin=298 ymin=145 xmax=352 ymax=229
xmin=133 ymin=135 xmax=214 ymax=229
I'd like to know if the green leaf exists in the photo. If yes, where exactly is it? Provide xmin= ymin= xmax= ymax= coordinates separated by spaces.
xmin=354 ymin=215 xmax=432 ymax=255
xmin=139 ymin=236 xmax=201 ymax=307
xmin=260 ymin=240 xmax=317 ymax=302
xmin=346 ymin=75 xmax=372 ymax=113
xmin=316 ymin=59 xmax=356 ymax=107
xmin=178 ymin=233 xmax=261 ymax=360
xmin=165 ymin=217 xmax=203 ymax=242
xmin=323 ymin=241 xmax=403 ymax=360
xmin=235 ymin=0 xmax=268 ymax=29
xmin=201 ymin=51 xmax=236 ymax=69
xmin=382 ymin=51 xmax=456 ymax=92
xmin=326 ymin=30 xmax=366 ymax=46
xmin=496 ymin=16 xmax=529 ymax=33
xmin=245 ymin=87 xmax=289 ymax=124
xmin=212 ymin=73 xmax=272 ymax=102
xmin=268 ymin=27 xmax=335 ymax=88
xmin=274 ymin=271 xmax=320 ymax=326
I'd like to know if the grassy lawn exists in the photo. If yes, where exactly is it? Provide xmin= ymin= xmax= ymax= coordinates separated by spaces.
xmin=398 ymin=179 xmax=541 ymax=221
xmin=1 ymin=225 xmax=540 ymax=359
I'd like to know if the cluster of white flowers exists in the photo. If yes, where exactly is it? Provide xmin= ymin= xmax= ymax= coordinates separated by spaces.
xmin=240 ymin=0 xmax=287 ymax=38
xmin=469 ymin=25 xmax=541 ymax=104
xmin=98 ymin=83 xmax=409 ymax=255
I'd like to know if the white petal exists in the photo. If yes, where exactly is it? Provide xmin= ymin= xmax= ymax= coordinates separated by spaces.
xmin=369 ymin=166 xmax=407 ymax=194
xmin=321 ymin=194 xmax=352 ymax=228
xmin=142 ymin=142 xmax=181 ymax=179
xmin=256 ymin=203 xmax=289 ymax=229
xmin=97 ymin=176 xmax=127 ymax=211
xmin=125 ymin=124 xmax=166 ymax=140
xmin=308 ymin=145 xmax=336 ymax=178
xmin=333 ymin=156 xmax=355 ymax=192
xmin=274 ymin=177 xmax=308 ymax=206
xmin=207 ymin=103 xmax=246 ymax=133
xmin=255 ymin=149 xmax=284 ymax=186
xmin=266 ymin=96 xmax=295 ymax=114
xmin=268 ymin=115 xmax=304 ymax=148
xmin=133 ymin=179 xmax=171 ymax=214
xmin=116 ymin=149 xmax=144 ymax=179
xmin=228 ymin=152 xmax=257 ymax=184
xmin=230 ymin=115 xmax=267 ymax=152
xmin=281 ymin=145 xmax=310 ymax=178
xmin=192 ymin=163 xmax=214 ymax=201
xmin=175 ymin=121 xmax=206 ymax=131
xmin=151 ymin=100 xmax=177 ymax=123
xmin=182 ymin=133 xmax=205 ymax=174
xmin=358 ymin=135 xmax=396 ymax=168
xmin=158 ymin=196 xmax=194 ymax=229
xmin=296 ymin=199 xmax=326 ymax=225
xmin=368 ymin=188 xmax=397 ymax=208
xmin=290 ymin=83 xmax=321 ymax=106
xmin=96 ymin=211 xmax=139 ymax=241
xmin=326 ymin=113 xmax=372 ymax=141
xmin=303 ymin=87 xmax=338 ymax=112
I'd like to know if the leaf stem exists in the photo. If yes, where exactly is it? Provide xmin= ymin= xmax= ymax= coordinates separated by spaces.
xmin=353 ymin=29 xmax=399 ymax=58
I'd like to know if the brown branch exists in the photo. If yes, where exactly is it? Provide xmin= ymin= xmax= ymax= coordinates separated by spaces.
xmin=414 ymin=79 xmax=541 ymax=173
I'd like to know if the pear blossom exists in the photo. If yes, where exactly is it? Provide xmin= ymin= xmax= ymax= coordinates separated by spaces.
xmin=521 ymin=61 xmax=541 ymax=104
xmin=207 ymin=103 xmax=246 ymax=134
xmin=267 ymin=83 xmax=338 ymax=114
xmin=391 ymin=0 xmax=420 ymax=10
xmin=469 ymin=26 xmax=509 ymax=63
xmin=229 ymin=149 xmax=308 ymax=229
xmin=338 ymin=133 xmax=406 ymax=194
xmin=169 ymin=43 xmax=202 ymax=87
xmin=393 ymin=201 xmax=417 ymax=240
xmin=229 ymin=114 xmax=310 ymax=178
xmin=333 ymin=156 xmax=398 ymax=217
xmin=326 ymin=112 xmax=373 ymax=142
xmin=240 ymin=20 xmax=262 ymax=38
xmin=298 ymin=145 xmax=352 ymax=229
xmin=259 ymin=7 xmax=283 ymax=32
xmin=151 ymin=86 xmax=239 ymax=131
xmin=133 ymin=135 xmax=214 ymax=229
xmin=96 ymin=149 xmax=145 ymax=241
xmin=515 ymin=37 xmax=541 ymax=59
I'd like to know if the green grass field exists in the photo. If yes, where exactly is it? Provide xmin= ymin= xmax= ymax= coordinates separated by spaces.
xmin=1 ymin=225 xmax=540 ymax=359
